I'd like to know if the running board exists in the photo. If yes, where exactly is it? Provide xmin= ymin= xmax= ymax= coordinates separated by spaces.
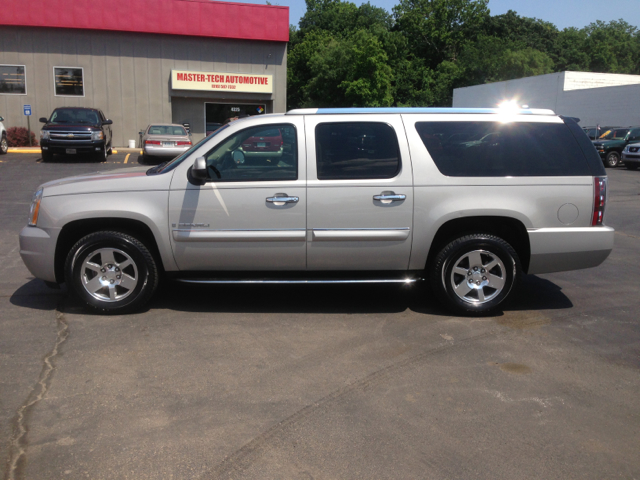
xmin=176 ymin=278 xmax=422 ymax=285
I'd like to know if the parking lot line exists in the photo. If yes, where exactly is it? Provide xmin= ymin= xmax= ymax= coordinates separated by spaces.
xmin=124 ymin=154 xmax=130 ymax=164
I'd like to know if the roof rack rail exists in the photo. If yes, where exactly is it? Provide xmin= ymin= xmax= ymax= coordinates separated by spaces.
xmin=286 ymin=107 xmax=556 ymax=115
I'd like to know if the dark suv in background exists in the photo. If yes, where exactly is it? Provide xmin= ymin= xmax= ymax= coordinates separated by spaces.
xmin=40 ymin=108 xmax=113 ymax=162
xmin=592 ymin=127 xmax=640 ymax=167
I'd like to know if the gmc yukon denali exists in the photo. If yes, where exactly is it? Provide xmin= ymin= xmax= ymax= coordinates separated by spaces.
xmin=20 ymin=108 xmax=614 ymax=315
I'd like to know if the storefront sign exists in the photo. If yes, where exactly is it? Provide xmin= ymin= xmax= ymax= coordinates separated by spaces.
xmin=171 ymin=70 xmax=272 ymax=94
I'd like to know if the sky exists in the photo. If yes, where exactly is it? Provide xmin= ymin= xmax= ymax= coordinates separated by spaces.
xmin=229 ymin=0 xmax=640 ymax=30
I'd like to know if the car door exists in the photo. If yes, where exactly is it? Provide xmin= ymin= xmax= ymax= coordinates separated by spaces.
xmin=168 ymin=117 xmax=306 ymax=271
xmin=305 ymin=114 xmax=414 ymax=270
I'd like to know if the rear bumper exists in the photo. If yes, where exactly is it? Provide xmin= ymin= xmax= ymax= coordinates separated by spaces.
xmin=143 ymin=145 xmax=190 ymax=157
xmin=527 ymin=226 xmax=614 ymax=274
xmin=19 ymin=226 xmax=60 ymax=283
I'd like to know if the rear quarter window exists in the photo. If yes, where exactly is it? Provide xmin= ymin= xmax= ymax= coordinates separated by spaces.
xmin=415 ymin=121 xmax=591 ymax=177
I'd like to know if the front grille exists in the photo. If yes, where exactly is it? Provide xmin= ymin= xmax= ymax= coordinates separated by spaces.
xmin=49 ymin=130 xmax=92 ymax=143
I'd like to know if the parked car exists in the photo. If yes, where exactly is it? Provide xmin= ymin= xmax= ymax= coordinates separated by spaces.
xmin=19 ymin=108 xmax=614 ymax=316
xmin=592 ymin=127 xmax=640 ymax=167
xmin=0 ymin=115 xmax=7 ymax=154
xmin=582 ymin=126 xmax=622 ymax=140
xmin=141 ymin=124 xmax=192 ymax=161
xmin=622 ymin=143 xmax=640 ymax=170
xmin=39 ymin=108 xmax=113 ymax=162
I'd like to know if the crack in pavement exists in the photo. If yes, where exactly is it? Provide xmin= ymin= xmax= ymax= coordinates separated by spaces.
xmin=4 ymin=300 xmax=69 ymax=480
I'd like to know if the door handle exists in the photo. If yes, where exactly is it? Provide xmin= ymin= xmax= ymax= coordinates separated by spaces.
xmin=266 ymin=194 xmax=299 ymax=205
xmin=373 ymin=193 xmax=406 ymax=204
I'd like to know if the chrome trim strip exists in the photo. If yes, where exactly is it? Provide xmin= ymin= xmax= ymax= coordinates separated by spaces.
xmin=312 ymin=228 xmax=410 ymax=241
xmin=172 ymin=229 xmax=306 ymax=242
xmin=176 ymin=278 xmax=421 ymax=284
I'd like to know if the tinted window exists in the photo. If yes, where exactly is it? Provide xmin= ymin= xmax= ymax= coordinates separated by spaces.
xmin=204 ymin=124 xmax=297 ymax=182
xmin=0 ymin=65 xmax=26 ymax=94
xmin=54 ymin=67 xmax=84 ymax=96
xmin=50 ymin=109 xmax=99 ymax=124
xmin=415 ymin=121 xmax=591 ymax=177
xmin=315 ymin=122 xmax=400 ymax=180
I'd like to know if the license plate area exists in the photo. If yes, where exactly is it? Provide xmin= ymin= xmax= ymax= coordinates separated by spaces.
xmin=162 ymin=141 xmax=174 ymax=147
xmin=257 ymin=142 xmax=266 ymax=148
xmin=66 ymin=148 xmax=76 ymax=154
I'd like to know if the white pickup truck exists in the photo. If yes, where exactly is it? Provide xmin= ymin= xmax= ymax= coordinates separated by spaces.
xmin=20 ymin=108 xmax=614 ymax=315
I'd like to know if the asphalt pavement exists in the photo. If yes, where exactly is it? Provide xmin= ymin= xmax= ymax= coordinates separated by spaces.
xmin=0 ymin=151 xmax=638 ymax=479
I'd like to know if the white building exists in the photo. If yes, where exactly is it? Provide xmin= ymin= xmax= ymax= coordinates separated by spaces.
xmin=453 ymin=71 xmax=640 ymax=127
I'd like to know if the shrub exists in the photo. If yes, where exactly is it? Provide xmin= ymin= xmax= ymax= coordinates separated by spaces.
xmin=6 ymin=126 xmax=38 ymax=147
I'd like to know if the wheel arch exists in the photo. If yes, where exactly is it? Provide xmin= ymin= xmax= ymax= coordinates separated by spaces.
xmin=54 ymin=217 xmax=165 ymax=283
xmin=424 ymin=216 xmax=531 ymax=274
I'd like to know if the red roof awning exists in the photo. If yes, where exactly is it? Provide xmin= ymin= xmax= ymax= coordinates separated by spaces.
xmin=0 ymin=0 xmax=289 ymax=42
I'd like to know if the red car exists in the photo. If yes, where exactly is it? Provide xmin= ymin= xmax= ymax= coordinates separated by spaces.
xmin=241 ymin=128 xmax=283 ymax=157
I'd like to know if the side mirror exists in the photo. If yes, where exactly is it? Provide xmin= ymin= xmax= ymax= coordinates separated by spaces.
xmin=103 ymin=119 xmax=113 ymax=125
xmin=138 ymin=131 xmax=144 ymax=136
xmin=39 ymin=117 xmax=48 ymax=123
xmin=189 ymin=156 xmax=208 ymax=185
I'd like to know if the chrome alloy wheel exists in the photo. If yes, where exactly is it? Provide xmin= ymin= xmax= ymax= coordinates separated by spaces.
xmin=449 ymin=249 xmax=506 ymax=304
xmin=0 ymin=136 xmax=7 ymax=154
xmin=80 ymin=248 xmax=139 ymax=302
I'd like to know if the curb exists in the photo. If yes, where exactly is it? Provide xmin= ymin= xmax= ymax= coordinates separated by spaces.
xmin=7 ymin=147 xmax=143 ymax=155
xmin=8 ymin=147 xmax=41 ymax=153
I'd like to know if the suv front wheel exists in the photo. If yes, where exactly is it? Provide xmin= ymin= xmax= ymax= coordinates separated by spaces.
xmin=430 ymin=234 xmax=520 ymax=316
xmin=64 ymin=231 xmax=158 ymax=313
xmin=605 ymin=151 xmax=620 ymax=168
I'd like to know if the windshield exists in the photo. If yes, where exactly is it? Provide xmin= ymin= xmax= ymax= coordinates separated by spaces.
xmin=598 ymin=128 xmax=629 ymax=140
xmin=147 ymin=124 xmax=230 ymax=175
xmin=147 ymin=125 xmax=187 ymax=136
xmin=50 ymin=109 xmax=100 ymax=124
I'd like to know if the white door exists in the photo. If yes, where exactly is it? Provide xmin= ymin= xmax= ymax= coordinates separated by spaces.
xmin=305 ymin=115 xmax=414 ymax=270
xmin=168 ymin=118 xmax=307 ymax=271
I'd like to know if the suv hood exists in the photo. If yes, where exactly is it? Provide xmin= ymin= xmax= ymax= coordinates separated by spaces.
xmin=42 ymin=124 xmax=101 ymax=130
xmin=40 ymin=166 xmax=173 ymax=197
xmin=593 ymin=139 xmax=623 ymax=147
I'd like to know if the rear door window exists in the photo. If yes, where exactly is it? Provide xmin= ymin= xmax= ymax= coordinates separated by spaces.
xmin=315 ymin=122 xmax=401 ymax=180
xmin=415 ymin=121 xmax=591 ymax=177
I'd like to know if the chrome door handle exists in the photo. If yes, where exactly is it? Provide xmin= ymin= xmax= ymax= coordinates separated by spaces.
xmin=266 ymin=194 xmax=299 ymax=204
xmin=373 ymin=193 xmax=406 ymax=203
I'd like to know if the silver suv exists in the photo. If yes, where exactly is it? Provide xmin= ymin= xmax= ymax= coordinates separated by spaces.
xmin=19 ymin=108 xmax=614 ymax=315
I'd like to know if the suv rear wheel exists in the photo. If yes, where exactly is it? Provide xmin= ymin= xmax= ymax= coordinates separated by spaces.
xmin=0 ymin=134 xmax=7 ymax=154
xmin=64 ymin=231 xmax=158 ymax=313
xmin=430 ymin=234 xmax=520 ymax=316
xmin=605 ymin=151 xmax=620 ymax=168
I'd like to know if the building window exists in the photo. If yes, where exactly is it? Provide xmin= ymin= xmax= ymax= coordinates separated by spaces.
xmin=0 ymin=65 xmax=27 ymax=95
xmin=54 ymin=67 xmax=84 ymax=96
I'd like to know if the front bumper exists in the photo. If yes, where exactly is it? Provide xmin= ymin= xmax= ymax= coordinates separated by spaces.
xmin=41 ymin=140 xmax=105 ymax=155
xmin=527 ymin=226 xmax=614 ymax=275
xmin=622 ymin=153 xmax=640 ymax=165
xmin=19 ymin=226 xmax=60 ymax=283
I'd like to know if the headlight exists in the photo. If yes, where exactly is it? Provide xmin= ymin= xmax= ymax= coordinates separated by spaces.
xmin=28 ymin=189 xmax=43 ymax=226
xmin=91 ymin=131 xmax=104 ymax=141
xmin=40 ymin=130 xmax=50 ymax=140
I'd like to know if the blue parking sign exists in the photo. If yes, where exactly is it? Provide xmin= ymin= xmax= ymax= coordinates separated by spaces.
xmin=24 ymin=105 xmax=32 ymax=116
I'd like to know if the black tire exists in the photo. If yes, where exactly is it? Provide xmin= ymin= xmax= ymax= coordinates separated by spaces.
xmin=0 ymin=134 xmax=7 ymax=154
xmin=64 ymin=231 xmax=158 ymax=314
xmin=430 ymin=234 xmax=521 ymax=316
xmin=605 ymin=151 xmax=620 ymax=168
xmin=626 ymin=163 xmax=638 ymax=170
xmin=95 ymin=145 xmax=108 ymax=162
xmin=41 ymin=151 xmax=54 ymax=162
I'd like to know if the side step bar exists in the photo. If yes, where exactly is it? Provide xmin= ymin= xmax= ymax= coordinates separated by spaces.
xmin=176 ymin=278 xmax=422 ymax=285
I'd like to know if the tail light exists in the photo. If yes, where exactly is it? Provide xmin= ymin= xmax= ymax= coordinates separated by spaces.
xmin=592 ymin=176 xmax=607 ymax=226
xmin=176 ymin=141 xmax=192 ymax=146
xmin=145 ymin=140 xmax=161 ymax=145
